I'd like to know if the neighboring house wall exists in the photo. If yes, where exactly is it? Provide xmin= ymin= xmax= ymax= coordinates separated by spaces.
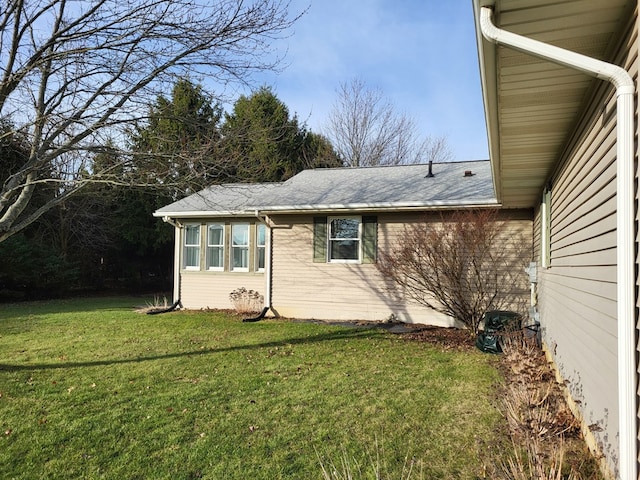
xmin=534 ymin=11 xmax=638 ymax=473
xmin=268 ymin=210 xmax=532 ymax=324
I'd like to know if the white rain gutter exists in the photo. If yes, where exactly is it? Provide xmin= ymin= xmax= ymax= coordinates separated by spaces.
xmin=479 ymin=7 xmax=636 ymax=479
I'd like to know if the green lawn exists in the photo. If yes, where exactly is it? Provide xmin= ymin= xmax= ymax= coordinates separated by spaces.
xmin=0 ymin=297 xmax=505 ymax=479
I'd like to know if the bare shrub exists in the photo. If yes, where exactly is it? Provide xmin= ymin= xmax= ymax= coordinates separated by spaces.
xmin=135 ymin=295 xmax=169 ymax=314
xmin=377 ymin=209 xmax=530 ymax=334
xmin=229 ymin=287 xmax=264 ymax=314
xmin=489 ymin=328 xmax=591 ymax=480
xmin=317 ymin=438 xmax=424 ymax=480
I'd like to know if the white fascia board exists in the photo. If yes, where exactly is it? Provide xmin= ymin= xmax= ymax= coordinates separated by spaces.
xmin=154 ymin=200 xmax=500 ymax=219
xmin=152 ymin=210 xmax=250 ymax=218
xmin=257 ymin=200 xmax=499 ymax=213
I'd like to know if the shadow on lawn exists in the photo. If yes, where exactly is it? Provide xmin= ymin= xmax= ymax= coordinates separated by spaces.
xmin=0 ymin=327 xmax=382 ymax=372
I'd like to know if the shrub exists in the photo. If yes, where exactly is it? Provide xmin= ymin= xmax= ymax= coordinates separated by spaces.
xmin=229 ymin=287 xmax=263 ymax=314
xmin=377 ymin=209 xmax=530 ymax=334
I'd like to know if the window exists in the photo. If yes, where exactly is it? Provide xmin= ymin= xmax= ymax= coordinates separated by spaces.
xmin=541 ymin=188 xmax=551 ymax=268
xmin=256 ymin=223 xmax=266 ymax=272
xmin=313 ymin=216 xmax=377 ymax=264
xmin=329 ymin=217 xmax=361 ymax=262
xmin=184 ymin=224 xmax=200 ymax=269
xmin=206 ymin=224 xmax=224 ymax=270
xmin=231 ymin=223 xmax=249 ymax=271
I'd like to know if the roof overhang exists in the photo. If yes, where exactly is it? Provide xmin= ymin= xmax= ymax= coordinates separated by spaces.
xmin=473 ymin=0 xmax=632 ymax=208
xmin=153 ymin=199 xmax=501 ymax=219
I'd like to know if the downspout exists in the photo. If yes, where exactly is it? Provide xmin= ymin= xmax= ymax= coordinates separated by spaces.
xmin=162 ymin=216 xmax=182 ymax=306
xmin=479 ymin=7 xmax=636 ymax=479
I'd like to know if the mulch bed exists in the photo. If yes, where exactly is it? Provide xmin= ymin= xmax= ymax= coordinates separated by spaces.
xmin=400 ymin=325 xmax=604 ymax=479
xmin=401 ymin=325 xmax=476 ymax=350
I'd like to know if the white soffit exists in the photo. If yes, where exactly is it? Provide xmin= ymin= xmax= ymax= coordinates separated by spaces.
xmin=476 ymin=0 xmax=631 ymax=207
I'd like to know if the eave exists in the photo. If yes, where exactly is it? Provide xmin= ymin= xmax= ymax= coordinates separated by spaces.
xmin=473 ymin=0 xmax=632 ymax=208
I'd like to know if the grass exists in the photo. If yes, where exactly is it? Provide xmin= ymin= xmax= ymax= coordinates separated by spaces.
xmin=0 ymin=296 xmax=505 ymax=479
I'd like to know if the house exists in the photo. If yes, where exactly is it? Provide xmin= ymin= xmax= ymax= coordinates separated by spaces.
xmin=472 ymin=0 xmax=638 ymax=478
xmin=153 ymin=160 xmax=532 ymax=326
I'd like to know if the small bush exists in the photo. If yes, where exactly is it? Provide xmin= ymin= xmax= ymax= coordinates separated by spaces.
xmin=229 ymin=287 xmax=263 ymax=314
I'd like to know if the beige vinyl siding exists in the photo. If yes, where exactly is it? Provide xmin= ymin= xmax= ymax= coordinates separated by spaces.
xmin=269 ymin=211 xmax=532 ymax=325
xmin=180 ymin=271 xmax=265 ymax=310
xmin=269 ymin=214 xmax=452 ymax=324
xmin=535 ymin=10 xmax=638 ymax=472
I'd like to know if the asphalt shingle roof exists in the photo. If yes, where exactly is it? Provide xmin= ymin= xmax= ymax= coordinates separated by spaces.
xmin=154 ymin=160 xmax=497 ymax=217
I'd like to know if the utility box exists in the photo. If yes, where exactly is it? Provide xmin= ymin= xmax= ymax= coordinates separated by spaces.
xmin=475 ymin=310 xmax=522 ymax=354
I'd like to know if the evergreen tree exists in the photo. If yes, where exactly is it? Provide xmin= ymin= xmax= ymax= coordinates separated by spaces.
xmin=222 ymin=87 xmax=341 ymax=183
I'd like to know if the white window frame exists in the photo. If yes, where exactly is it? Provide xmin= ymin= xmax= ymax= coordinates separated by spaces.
xmin=206 ymin=223 xmax=225 ymax=271
xmin=255 ymin=223 xmax=266 ymax=272
xmin=328 ymin=216 xmax=361 ymax=263
xmin=230 ymin=223 xmax=250 ymax=272
xmin=541 ymin=188 xmax=551 ymax=268
xmin=183 ymin=224 xmax=201 ymax=270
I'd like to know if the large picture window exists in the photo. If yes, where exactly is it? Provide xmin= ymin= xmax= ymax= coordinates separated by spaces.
xmin=184 ymin=224 xmax=201 ymax=269
xmin=231 ymin=223 xmax=249 ymax=272
xmin=206 ymin=224 xmax=224 ymax=270
xmin=329 ymin=217 xmax=360 ymax=262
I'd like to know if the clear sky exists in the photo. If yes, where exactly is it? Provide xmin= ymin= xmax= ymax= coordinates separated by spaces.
xmin=239 ymin=0 xmax=489 ymax=161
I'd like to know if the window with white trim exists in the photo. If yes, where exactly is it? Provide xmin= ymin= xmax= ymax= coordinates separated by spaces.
xmin=206 ymin=223 xmax=225 ymax=271
xmin=183 ymin=224 xmax=201 ymax=270
xmin=313 ymin=216 xmax=377 ymax=264
xmin=329 ymin=217 xmax=361 ymax=262
xmin=231 ymin=223 xmax=249 ymax=272
xmin=256 ymin=223 xmax=266 ymax=272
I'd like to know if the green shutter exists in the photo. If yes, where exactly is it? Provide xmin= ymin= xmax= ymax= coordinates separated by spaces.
xmin=361 ymin=215 xmax=377 ymax=264
xmin=313 ymin=216 xmax=327 ymax=262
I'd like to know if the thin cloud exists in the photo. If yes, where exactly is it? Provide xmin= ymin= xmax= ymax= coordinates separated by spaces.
xmin=235 ymin=0 xmax=489 ymax=160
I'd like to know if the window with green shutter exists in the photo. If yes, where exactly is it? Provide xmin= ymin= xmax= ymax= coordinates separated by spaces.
xmin=313 ymin=216 xmax=327 ymax=262
xmin=361 ymin=215 xmax=377 ymax=263
xmin=313 ymin=215 xmax=377 ymax=264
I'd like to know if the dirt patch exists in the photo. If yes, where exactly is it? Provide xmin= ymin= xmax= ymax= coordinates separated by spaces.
xmin=401 ymin=325 xmax=476 ymax=351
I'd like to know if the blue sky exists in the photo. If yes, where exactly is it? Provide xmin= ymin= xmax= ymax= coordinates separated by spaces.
xmin=240 ymin=0 xmax=489 ymax=161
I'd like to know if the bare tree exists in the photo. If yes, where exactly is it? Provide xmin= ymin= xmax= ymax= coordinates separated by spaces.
xmin=324 ymin=78 xmax=452 ymax=167
xmin=0 ymin=0 xmax=302 ymax=242
xmin=377 ymin=209 xmax=531 ymax=334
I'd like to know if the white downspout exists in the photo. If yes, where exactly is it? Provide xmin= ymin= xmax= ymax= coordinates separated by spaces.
xmin=254 ymin=211 xmax=272 ymax=312
xmin=162 ymin=216 xmax=182 ymax=304
xmin=479 ymin=7 xmax=636 ymax=480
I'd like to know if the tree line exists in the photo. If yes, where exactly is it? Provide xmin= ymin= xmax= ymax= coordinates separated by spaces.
xmin=0 ymin=81 xmax=342 ymax=300
xmin=0 ymin=0 xmax=451 ymax=302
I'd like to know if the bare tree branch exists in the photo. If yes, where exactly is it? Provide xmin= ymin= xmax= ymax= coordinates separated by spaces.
xmin=0 ymin=0 xmax=303 ymax=240
xmin=324 ymin=78 xmax=453 ymax=167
